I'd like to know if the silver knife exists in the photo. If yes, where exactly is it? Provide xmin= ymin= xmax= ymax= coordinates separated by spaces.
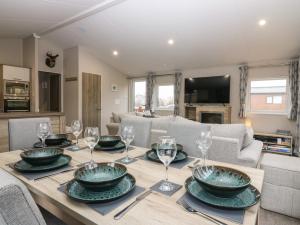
xmin=114 ymin=190 xmax=152 ymax=220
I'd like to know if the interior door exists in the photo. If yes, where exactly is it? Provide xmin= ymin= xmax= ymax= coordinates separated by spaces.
xmin=82 ymin=73 xmax=101 ymax=132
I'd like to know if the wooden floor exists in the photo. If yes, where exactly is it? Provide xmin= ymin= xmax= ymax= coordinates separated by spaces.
xmin=259 ymin=208 xmax=300 ymax=225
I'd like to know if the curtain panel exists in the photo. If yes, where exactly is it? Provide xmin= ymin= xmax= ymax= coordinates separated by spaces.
xmin=288 ymin=60 xmax=299 ymax=120
xmin=174 ymin=72 xmax=182 ymax=116
xmin=295 ymin=58 xmax=300 ymax=155
xmin=238 ymin=65 xmax=249 ymax=118
xmin=145 ymin=72 xmax=155 ymax=111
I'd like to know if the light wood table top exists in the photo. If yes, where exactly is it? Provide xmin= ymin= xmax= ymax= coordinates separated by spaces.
xmin=0 ymin=143 xmax=264 ymax=225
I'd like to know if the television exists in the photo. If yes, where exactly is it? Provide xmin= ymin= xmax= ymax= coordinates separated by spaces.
xmin=184 ymin=75 xmax=230 ymax=104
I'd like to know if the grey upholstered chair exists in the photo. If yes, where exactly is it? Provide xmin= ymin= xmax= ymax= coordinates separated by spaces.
xmin=8 ymin=117 xmax=50 ymax=151
xmin=121 ymin=117 xmax=152 ymax=148
xmin=0 ymin=168 xmax=47 ymax=225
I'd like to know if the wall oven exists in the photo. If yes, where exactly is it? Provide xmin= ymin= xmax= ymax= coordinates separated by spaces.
xmin=4 ymin=80 xmax=30 ymax=97
xmin=4 ymin=97 xmax=30 ymax=112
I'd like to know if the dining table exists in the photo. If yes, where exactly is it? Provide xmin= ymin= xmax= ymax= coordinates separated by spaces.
xmin=0 ymin=140 xmax=264 ymax=225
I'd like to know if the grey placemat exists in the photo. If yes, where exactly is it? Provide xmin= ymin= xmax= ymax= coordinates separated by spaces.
xmin=8 ymin=163 xmax=74 ymax=180
xmin=95 ymin=146 xmax=134 ymax=154
xmin=65 ymin=146 xmax=88 ymax=152
xmin=58 ymin=185 xmax=145 ymax=215
xmin=150 ymin=180 xmax=182 ymax=196
xmin=115 ymin=157 xmax=138 ymax=165
xmin=177 ymin=193 xmax=245 ymax=224
xmin=137 ymin=154 xmax=194 ymax=169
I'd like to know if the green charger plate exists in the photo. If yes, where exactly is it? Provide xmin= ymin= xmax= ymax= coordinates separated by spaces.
xmin=65 ymin=173 xmax=136 ymax=203
xmin=14 ymin=155 xmax=72 ymax=173
xmin=151 ymin=143 xmax=183 ymax=152
xmin=33 ymin=140 xmax=72 ymax=148
xmin=185 ymin=176 xmax=261 ymax=209
xmin=94 ymin=141 xmax=125 ymax=151
xmin=146 ymin=149 xmax=188 ymax=163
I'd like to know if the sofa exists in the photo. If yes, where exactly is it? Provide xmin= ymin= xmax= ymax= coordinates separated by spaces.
xmin=108 ymin=113 xmax=263 ymax=168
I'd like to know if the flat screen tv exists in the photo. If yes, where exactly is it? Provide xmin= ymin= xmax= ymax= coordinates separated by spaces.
xmin=184 ymin=75 xmax=230 ymax=104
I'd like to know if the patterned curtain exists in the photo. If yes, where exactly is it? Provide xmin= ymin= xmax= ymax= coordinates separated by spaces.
xmin=238 ymin=65 xmax=249 ymax=118
xmin=145 ymin=72 xmax=155 ymax=111
xmin=288 ymin=60 xmax=299 ymax=120
xmin=295 ymin=58 xmax=300 ymax=155
xmin=174 ymin=72 xmax=182 ymax=116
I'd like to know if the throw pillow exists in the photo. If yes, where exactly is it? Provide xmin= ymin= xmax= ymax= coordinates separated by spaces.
xmin=112 ymin=112 xmax=121 ymax=123
xmin=242 ymin=127 xmax=254 ymax=148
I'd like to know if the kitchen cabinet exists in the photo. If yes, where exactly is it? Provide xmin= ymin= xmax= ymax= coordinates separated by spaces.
xmin=2 ymin=65 xmax=30 ymax=81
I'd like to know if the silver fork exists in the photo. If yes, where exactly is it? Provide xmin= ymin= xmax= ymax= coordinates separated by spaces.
xmin=179 ymin=199 xmax=227 ymax=225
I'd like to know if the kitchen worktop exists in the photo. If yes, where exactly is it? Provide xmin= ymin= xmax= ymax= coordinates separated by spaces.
xmin=0 ymin=112 xmax=64 ymax=119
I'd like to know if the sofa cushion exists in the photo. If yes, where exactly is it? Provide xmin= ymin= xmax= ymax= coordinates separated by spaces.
xmin=242 ymin=127 xmax=254 ymax=148
xmin=238 ymin=140 xmax=262 ymax=168
xmin=210 ymin=124 xmax=246 ymax=151
xmin=260 ymin=153 xmax=300 ymax=190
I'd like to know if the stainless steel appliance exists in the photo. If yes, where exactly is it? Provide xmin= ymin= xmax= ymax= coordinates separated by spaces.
xmin=4 ymin=80 xmax=30 ymax=97
xmin=4 ymin=97 xmax=30 ymax=112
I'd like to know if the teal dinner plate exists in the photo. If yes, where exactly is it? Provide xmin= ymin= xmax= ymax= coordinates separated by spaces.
xmin=74 ymin=162 xmax=127 ymax=190
xmin=185 ymin=176 xmax=260 ymax=209
xmin=193 ymin=165 xmax=251 ymax=197
xmin=14 ymin=155 xmax=72 ymax=173
xmin=151 ymin=143 xmax=183 ymax=152
xmin=65 ymin=173 xmax=136 ymax=203
xmin=146 ymin=149 xmax=188 ymax=163
xmin=33 ymin=140 xmax=72 ymax=148
xmin=94 ymin=141 xmax=125 ymax=151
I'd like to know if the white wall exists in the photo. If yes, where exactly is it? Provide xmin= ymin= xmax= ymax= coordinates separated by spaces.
xmin=0 ymin=38 xmax=23 ymax=66
xmin=78 ymin=46 xmax=128 ymax=134
xmin=179 ymin=65 xmax=296 ymax=135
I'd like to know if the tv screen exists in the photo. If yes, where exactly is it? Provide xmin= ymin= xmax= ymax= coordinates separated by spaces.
xmin=184 ymin=75 xmax=230 ymax=104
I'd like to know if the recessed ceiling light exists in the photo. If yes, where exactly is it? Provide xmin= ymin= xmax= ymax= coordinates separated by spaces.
xmin=113 ymin=50 xmax=118 ymax=56
xmin=258 ymin=19 xmax=267 ymax=27
xmin=168 ymin=39 xmax=174 ymax=45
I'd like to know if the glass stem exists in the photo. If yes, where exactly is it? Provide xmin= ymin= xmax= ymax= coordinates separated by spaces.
xmin=90 ymin=147 xmax=94 ymax=162
xmin=165 ymin=165 xmax=169 ymax=182
xmin=42 ymin=138 xmax=46 ymax=148
xmin=76 ymin=136 xmax=79 ymax=145
xmin=126 ymin=144 xmax=129 ymax=160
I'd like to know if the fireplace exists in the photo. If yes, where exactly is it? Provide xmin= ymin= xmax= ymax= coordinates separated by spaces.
xmin=200 ymin=112 xmax=224 ymax=124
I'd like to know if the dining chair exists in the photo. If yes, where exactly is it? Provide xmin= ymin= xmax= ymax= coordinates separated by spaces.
xmin=0 ymin=168 xmax=47 ymax=225
xmin=8 ymin=117 xmax=50 ymax=151
xmin=121 ymin=117 xmax=152 ymax=148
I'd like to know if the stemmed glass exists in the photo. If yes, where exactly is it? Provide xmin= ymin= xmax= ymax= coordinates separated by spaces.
xmin=195 ymin=127 xmax=213 ymax=177
xmin=121 ymin=125 xmax=135 ymax=163
xmin=84 ymin=127 xmax=99 ymax=169
xmin=37 ymin=122 xmax=52 ymax=149
xmin=71 ymin=120 xmax=83 ymax=150
xmin=156 ymin=136 xmax=177 ymax=192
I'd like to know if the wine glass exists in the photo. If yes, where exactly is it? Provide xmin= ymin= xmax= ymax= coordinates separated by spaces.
xmin=195 ymin=127 xmax=213 ymax=177
xmin=37 ymin=122 xmax=52 ymax=148
xmin=84 ymin=127 xmax=99 ymax=169
xmin=156 ymin=136 xmax=177 ymax=192
xmin=71 ymin=120 xmax=83 ymax=150
xmin=120 ymin=125 xmax=135 ymax=163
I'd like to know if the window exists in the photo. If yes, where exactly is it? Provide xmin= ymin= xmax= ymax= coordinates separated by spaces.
xmin=249 ymin=79 xmax=288 ymax=114
xmin=133 ymin=80 xmax=146 ymax=111
xmin=157 ymin=85 xmax=174 ymax=110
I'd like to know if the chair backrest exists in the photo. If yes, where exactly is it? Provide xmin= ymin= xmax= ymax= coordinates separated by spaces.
xmin=0 ymin=169 xmax=47 ymax=225
xmin=8 ymin=117 xmax=50 ymax=151
xmin=121 ymin=117 xmax=152 ymax=148
xmin=167 ymin=120 xmax=210 ymax=157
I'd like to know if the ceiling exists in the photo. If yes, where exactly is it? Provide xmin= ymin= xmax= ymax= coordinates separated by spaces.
xmin=0 ymin=0 xmax=106 ymax=37
xmin=1 ymin=0 xmax=300 ymax=75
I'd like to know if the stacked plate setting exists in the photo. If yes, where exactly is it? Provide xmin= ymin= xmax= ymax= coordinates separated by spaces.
xmin=146 ymin=143 xmax=188 ymax=163
xmin=185 ymin=166 xmax=261 ymax=209
xmin=94 ymin=135 xmax=125 ymax=151
xmin=65 ymin=163 xmax=136 ymax=203
xmin=34 ymin=134 xmax=72 ymax=148
xmin=15 ymin=148 xmax=71 ymax=172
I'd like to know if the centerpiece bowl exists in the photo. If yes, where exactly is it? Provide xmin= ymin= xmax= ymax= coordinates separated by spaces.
xmin=74 ymin=162 xmax=127 ymax=191
xmin=44 ymin=134 xmax=68 ymax=146
xmin=20 ymin=148 xmax=64 ymax=166
xmin=98 ymin=135 xmax=121 ymax=147
xmin=193 ymin=165 xmax=251 ymax=197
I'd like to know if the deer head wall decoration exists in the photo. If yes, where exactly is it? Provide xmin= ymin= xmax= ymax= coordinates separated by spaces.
xmin=45 ymin=51 xmax=59 ymax=68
